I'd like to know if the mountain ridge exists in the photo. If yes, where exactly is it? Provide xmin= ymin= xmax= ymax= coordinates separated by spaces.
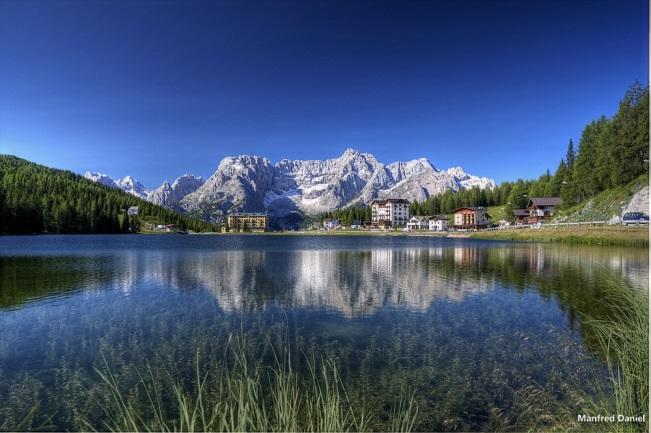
xmin=85 ymin=149 xmax=495 ymax=222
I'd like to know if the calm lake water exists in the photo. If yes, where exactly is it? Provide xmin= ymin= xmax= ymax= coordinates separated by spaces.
xmin=0 ymin=235 xmax=648 ymax=431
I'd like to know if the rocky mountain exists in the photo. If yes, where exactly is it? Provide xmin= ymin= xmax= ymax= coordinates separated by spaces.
xmin=83 ymin=172 xmax=150 ymax=199
xmin=446 ymin=167 xmax=496 ymax=190
xmin=83 ymin=171 xmax=117 ymax=188
xmin=180 ymin=149 xmax=495 ymax=220
xmin=115 ymin=176 xmax=149 ymax=199
xmin=85 ymin=149 xmax=495 ymax=222
xmin=148 ymin=174 xmax=204 ymax=209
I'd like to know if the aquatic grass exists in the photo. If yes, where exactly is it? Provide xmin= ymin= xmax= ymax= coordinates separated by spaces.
xmin=586 ymin=280 xmax=649 ymax=433
xmin=389 ymin=391 xmax=418 ymax=433
xmin=85 ymin=334 xmax=418 ymax=432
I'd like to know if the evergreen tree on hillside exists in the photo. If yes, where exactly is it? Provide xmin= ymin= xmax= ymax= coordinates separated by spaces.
xmin=405 ymin=83 xmax=648 ymax=220
xmin=565 ymin=139 xmax=575 ymax=169
xmin=609 ymin=82 xmax=649 ymax=186
xmin=0 ymin=155 xmax=219 ymax=234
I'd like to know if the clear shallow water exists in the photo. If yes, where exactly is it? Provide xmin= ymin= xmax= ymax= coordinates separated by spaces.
xmin=0 ymin=235 xmax=648 ymax=431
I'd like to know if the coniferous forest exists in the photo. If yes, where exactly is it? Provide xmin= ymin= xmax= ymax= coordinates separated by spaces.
xmin=323 ymin=84 xmax=648 ymax=224
xmin=406 ymin=83 xmax=649 ymax=217
xmin=0 ymin=155 xmax=219 ymax=234
xmin=1 ymin=85 xmax=647 ymax=233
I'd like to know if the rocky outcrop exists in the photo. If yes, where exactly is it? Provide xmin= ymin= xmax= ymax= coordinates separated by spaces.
xmin=148 ymin=174 xmax=204 ymax=209
xmin=85 ymin=148 xmax=496 ymax=221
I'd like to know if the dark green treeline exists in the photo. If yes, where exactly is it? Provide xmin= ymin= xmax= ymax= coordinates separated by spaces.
xmin=0 ymin=155 xmax=219 ymax=234
xmin=410 ymin=84 xmax=648 ymax=216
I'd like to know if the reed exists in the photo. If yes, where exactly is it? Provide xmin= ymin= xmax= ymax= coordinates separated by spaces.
xmin=587 ymin=280 xmax=649 ymax=433
xmin=86 ymin=335 xmax=418 ymax=432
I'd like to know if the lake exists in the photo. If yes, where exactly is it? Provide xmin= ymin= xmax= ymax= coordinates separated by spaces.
xmin=0 ymin=235 xmax=647 ymax=431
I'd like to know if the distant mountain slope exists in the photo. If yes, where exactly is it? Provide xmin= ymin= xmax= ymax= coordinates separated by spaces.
xmin=83 ymin=171 xmax=150 ymax=199
xmin=147 ymin=174 xmax=204 ymax=209
xmin=84 ymin=148 xmax=495 ymax=222
xmin=0 ymin=155 xmax=218 ymax=234
xmin=178 ymin=148 xmax=495 ymax=221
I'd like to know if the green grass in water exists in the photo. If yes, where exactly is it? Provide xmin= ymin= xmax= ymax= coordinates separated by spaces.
xmin=85 ymin=335 xmax=418 ymax=432
xmin=585 ymin=280 xmax=649 ymax=433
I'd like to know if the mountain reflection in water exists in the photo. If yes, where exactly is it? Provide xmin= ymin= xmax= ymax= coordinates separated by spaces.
xmin=0 ymin=236 xmax=648 ymax=431
xmin=2 ymin=239 xmax=647 ymax=319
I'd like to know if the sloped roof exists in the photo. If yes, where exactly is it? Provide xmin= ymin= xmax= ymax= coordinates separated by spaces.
xmin=453 ymin=207 xmax=486 ymax=213
xmin=513 ymin=209 xmax=529 ymax=217
xmin=371 ymin=198 xmax=410 ymax=205
xmin=528 ymin=197 xmax=561 ymax=207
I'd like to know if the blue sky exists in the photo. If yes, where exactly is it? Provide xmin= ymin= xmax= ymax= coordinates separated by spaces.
xmin=0 ymin=0 xmax=647 ymax=187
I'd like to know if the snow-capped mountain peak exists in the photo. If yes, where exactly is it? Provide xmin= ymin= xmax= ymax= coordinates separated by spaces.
xmin=85 ymin=148 xmax=495 ymax=222
xmin=179 ymin=148 xmax=495 ymax=220
xmin=84 ymin=171 xmax=117 ymax=188
xmin=115 ymin=176 xmax=149 ymax=199
xmin=446 ymin=166 xmax=496 ymax=190
xmin=147 ymin=174 xmax=205 ymax=209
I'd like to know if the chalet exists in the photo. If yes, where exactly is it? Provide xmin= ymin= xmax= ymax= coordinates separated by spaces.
xmin=349 ymin=219 xmax=362 ymax=229
xmin=323 ymin=218 xmax=341 ymax=230
xmin=407 ymin=216 xmax=430 ymax=230
xmin=512 ymin=209 xmax=529 ymax=225
xmin=127 ymin=206 xmax=139 ymax=216
xmin=227 ymin=213 xmax=269 ymax=232
xmin=453 ymin=207 xmax=490 ymax=229
xmin=527 ymin=197 xmax=561 ymax=223
xmin=371 ymin=198 xmax=410 ymax=227
xmin=429 ymin=215 xmax=449 ymax=231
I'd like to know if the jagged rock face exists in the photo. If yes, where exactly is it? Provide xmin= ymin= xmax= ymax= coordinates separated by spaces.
xmin=84 ymin=171 xmax=117 ymax=188
xmin=179 ymin=155 xmax=275 ymax=219
xmin=85 ymin=149 xmax=495 ymax=221
xmin=179 ymin=149 xmax=495 ymax=220
xmin=446 ymin=167 xmax=496 ymax=190
xmin=84 ymin=172 xmax=151 ymax=199
xmin=266 ymin=149 xmax=382 ymax=215
xmin=115 ymin=176 xmax=149 ymax=199
xmin=148 ymin=174 xmax=204 ymax=209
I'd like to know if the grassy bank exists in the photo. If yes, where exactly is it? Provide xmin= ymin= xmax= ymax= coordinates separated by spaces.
xmin=471 ymin=226 xmax=648 ymax=247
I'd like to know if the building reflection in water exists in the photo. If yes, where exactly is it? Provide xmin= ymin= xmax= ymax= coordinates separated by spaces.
xmin=3 ymin=243 xmax=647 ymax=318
xmin=105 ymin=244 xmax=649 ymax=317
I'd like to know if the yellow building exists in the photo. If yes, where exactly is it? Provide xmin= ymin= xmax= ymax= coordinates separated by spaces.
xmin=227 ymin=213 xmax=269 ymax=232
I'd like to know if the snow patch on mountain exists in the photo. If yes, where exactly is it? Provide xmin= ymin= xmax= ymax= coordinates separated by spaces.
xmin=84 ymin=171 xmax=118 ymax=188
xmin=179 ymin=149 xmax=495 ymax=220
xmin=115 ymin=176 xmax=150 ymax=199
xmin=85 ymin=149 xmax=496 ymax=221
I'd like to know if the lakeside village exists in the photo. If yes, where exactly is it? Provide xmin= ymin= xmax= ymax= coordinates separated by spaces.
xmin=216 ymin=197 xmax=565 ymax=233
xmin=124 ymin=193 xmax=649 ymax=235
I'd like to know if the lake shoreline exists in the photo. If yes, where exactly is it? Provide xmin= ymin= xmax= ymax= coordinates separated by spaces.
xmin=213 ymin=227 xmax=649 ymax=246
xmin=470 ymin=226 xmax=648 ymax=246
xmin=3 ymin=226 xmax=648 ymax=246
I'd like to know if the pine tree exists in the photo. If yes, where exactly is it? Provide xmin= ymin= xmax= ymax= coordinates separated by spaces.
xmin=565 ymin=139 xmax=576 ymax=169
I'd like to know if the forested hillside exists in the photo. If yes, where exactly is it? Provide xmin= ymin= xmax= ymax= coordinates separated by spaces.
xmin=0 ymin=155 xmax=219 ymax=234
xmin=318 ymin=84 xmax=648 ymax=225
xmin=410 ymin=83 xmax=649 ymax=218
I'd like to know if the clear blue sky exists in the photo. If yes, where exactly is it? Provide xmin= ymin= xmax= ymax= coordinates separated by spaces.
xmin=0 ymin=0 xmax=647 ymax=187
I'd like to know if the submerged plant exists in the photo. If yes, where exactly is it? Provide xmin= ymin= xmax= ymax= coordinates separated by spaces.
xmin=85 ymin=334 xmax=418 ymax=432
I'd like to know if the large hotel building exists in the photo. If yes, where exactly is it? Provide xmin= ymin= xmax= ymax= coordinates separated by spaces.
xmin=370 ymin=198 xmax=410 ymax=227
xmin=226 ymin=213 xmax=269 ymax=232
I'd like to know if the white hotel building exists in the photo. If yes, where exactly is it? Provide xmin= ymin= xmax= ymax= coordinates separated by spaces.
xmin=370 ymin=198 xmax=410 ymax=227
